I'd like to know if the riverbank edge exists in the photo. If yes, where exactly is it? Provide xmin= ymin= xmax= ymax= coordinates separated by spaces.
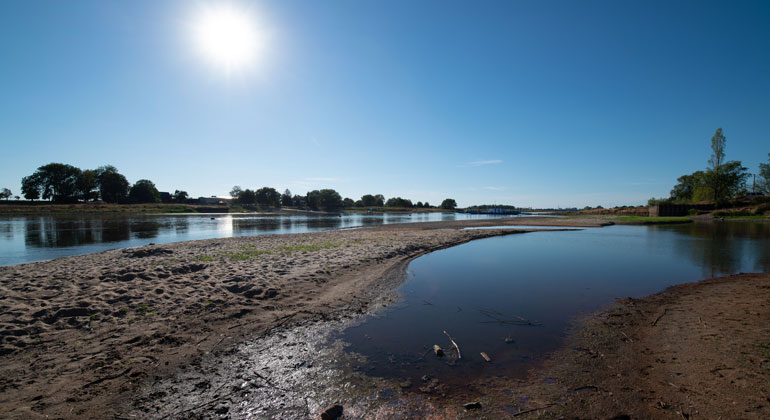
xmin=460 ymin=272 xmax=770 ymax=419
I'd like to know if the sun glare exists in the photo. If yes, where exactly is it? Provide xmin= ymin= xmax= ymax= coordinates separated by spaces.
xmin=192 ymin=5 xmax=261 ymax=73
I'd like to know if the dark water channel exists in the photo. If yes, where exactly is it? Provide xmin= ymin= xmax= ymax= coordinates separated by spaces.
xmin=0 ymin=212 xmax=503 ymax=266
xmin=337 ymin=222 xmax=770 ymax=387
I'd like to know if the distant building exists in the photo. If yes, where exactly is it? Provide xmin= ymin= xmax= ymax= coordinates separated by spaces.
xmin=198 ymin=196 xmax=231 ymax=205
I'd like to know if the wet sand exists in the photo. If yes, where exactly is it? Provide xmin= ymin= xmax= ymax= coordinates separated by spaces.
xmin=0 ymin=217 xmax=599 ymax=419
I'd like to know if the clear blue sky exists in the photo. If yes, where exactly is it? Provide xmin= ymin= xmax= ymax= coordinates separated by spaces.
xmin=1 ymin=0 xmax=768 ymax=208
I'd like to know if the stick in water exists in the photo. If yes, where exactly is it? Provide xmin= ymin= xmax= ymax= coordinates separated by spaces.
xmin=443 ymin=330 xmax=461 ymax=359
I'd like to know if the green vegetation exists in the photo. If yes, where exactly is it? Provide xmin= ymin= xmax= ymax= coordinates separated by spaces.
xmin=759 ymin=154 xmax=770 ymax=194
xmin=127 ymin=179 xmax=161 ymax=203
xmin=440 ymin=198 xmax=457 ymax=210
xmin=0 ymin=188 xmax=12 ymax=200
xmin=279 ymin=242 xmax=341 ymax=253
xmin=617 ymin=216 xmax=693 ymax=224
xmin=658 ymin=128 xmax=757 ymax=207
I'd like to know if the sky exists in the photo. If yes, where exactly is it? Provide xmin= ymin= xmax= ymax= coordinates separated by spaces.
xmin=1 ymin=0 xmax=769 ymax=208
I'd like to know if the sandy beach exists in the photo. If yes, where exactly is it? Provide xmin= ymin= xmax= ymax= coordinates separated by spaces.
xmin=1 ymin=217 xmax=767 ymax=419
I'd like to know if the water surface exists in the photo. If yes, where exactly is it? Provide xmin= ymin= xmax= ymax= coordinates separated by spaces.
xmin=0 ymin=212 xmax=504 ymax=266
xmin=337 ymin=222 xmax=770 ymax=386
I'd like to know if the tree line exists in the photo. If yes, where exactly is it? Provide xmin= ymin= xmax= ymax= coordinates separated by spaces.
xmin=651 ymin=129 xmax=770 ymax=206
xmin=6 ymin=163 xmax=460 ymax=210
xmin=229 ymin=186 xmax=457 ymax=211
xmin=14 ymin=163 xmax=188 ymax=204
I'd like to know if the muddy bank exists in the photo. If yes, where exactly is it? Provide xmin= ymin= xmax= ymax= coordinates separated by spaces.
xmin=0 ymin=217 xmax=581 ymax=419
xmin=442 ymin=273 xmax=770 ymax=419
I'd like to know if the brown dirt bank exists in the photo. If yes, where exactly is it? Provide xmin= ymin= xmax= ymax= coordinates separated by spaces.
xmin=453 ymin=273 xmax=770 ymax=419
xmin=0 ymin=219 xmax=578 ymax=419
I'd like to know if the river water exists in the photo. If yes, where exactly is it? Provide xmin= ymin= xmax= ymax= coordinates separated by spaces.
xmin=337 ymin=221 xmax=770 ymax=386
xmin=0 ymin=212 xmax=503 ymax=266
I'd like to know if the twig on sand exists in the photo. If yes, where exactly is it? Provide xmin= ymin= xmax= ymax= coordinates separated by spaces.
xmin=443 ymin=330 xmax=461 ymax=359
xmin=512 ymin=404 xmax=554 ymax=416
xmin=652 ymin=309 xmax=668 ymax=326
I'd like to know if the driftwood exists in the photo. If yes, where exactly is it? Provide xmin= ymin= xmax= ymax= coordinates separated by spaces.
xmin=480 ymin=352 xmax=491 ymax=362
xmin=443 ymin=330 xmax=461 ymax=359
xmin=652 ymin=308 xmax=668 ymax=326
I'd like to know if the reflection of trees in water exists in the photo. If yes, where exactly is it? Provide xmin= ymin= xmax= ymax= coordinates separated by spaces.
xmin=23 ymin=216 xmax=164 ymax=247
xmin=231 ymin=217 xmax=284 ymax=233
xmin=659 ymin=222 xmax=770 ymax=277
xmin=128 ymin=221 xmax=161 ymax=239
xmin=0 ymin=222 xmax=13 ymax=240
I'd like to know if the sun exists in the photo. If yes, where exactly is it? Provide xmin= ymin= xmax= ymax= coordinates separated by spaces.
xmin=191 ymin=5 xmax=262 ymax=73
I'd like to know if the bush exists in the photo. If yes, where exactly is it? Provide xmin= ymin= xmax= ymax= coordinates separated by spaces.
xmin=755 ymin=203 xmax=770 ymax=215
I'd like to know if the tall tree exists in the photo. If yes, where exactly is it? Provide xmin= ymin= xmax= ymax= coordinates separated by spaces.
xmin=173 ymin=190 xmax=189 ymax=203
xmin=128 ymin=179 xmax=161 ymax=203
xmin=708 ymin=128 xmax=727 ymax=205
xmin=0 ymin=188 xmax=11 ymax=200
xmin=255 ymin=187 xmax=281 ymax=208
xmin=78 ymin=169 xmax=99 ymax=201
xmin=758 ymin=153 xmax=770 ymax=194
xmin=317 ymin=189 xmax=343 ymax=211
xmin=96 ymin=165 xmax=129 ymax=203
xmin=440 ymin=198 xmax=457 ymax=210
xmin=281 ymin=189 xmax=293 ymax=206
xmin=23 ymin=163 xmax=82 ymax=202
xmin=21 ymin=175 xmax=41 ymax=200
xmin=237 ymin=189 xmax=256 ymax=205
xmin=229 ymin=186 xmax=243 ymax=199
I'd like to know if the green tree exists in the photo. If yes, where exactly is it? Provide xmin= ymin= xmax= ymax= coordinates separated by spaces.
xmin=0 ymin=188 xmax=11 ymax=200
xmin=343 ymin=197 xmax=355 ymax=208
xmin=23 ymin=163 xmax=82 ymax=202
xmin=21 ymin=175 xmax=41 ymax=201
xmin=281 ymin=189 xmax=293 ymax=206
xmin=238 ymin=189 xmax=256 ymax=205
xmin=173 ymin=190 xmax=189 ymax=203
xmin=440 ymin=198 xmax=457 ymax=210
xmin=128 ymin=179 xmax=161 ymax=203
xmin=78 ymin=169 xmax=99 ymax=201
xmin=758 ymin=153 xmax=770 ymax=194
xmin=292 ymin=194 xmax=306 ymax=208
xmin=718 ymin=161 xmax=749 ymax=200
xmin=360 ymin=194 xmax=385 ymax=207
xmin=385 ymin=197 xmax=413 ymax=208
xmin=255 ymin=187 xmax=281 ymax=208
xmin=708 ymin=128 xmax=727 ymax=205
xmin=306 ymin=190 xmax=321 ymax=210
xmin=96 ymin=165 xmax=129 ymax=203
xmin=317 ymin=189 xmax=343 ymax=211
xmin=230 ymin=186 xmax=243 ymax=199
xmin=670 ymin=171 xmax=708 ymax=202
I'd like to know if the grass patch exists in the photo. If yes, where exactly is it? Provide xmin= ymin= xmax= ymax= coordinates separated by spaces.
xmin=163 ymin=206 xmax=197 ymax=213
xmin=195 ymin=256 xmax=215 ymax=262
xmin=279 ymin=242 xmax=341 ymax=253
xmin=617 ymin=216 xmax=692 ymax=224
xmin=224 ymin=244 xmax=273 ymax=261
